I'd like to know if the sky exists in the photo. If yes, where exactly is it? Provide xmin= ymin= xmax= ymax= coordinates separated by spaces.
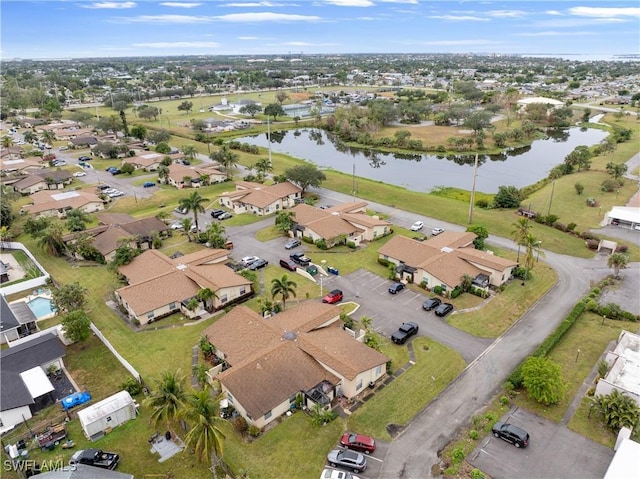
xmin=1 ymin=1 xmax=639 ymax=60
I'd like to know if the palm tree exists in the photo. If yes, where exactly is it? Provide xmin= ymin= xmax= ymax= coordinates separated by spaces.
xmin=1 ymin=135 xmax=14 ymax=148
xmin=511 ymin=217 xmax=531 ymax=264
xmin=179 ymin=191 xmax=208 ymax=232
xmin=144 ymin=370 xmax=187 ymax=429
xmin=253 ymin=158 xmax=273 ymax=182
xmin=270 ymin=274 xmax=297 ymax=311
xmin=275 ymin=211 xmax=296 ymax=233
xmin=182 ymin=144 xmax=197 ymax=161
xmin=179 ymin=217 xmax=194 ymax=241
xmin=23 ymin=130 xmax=37 ymax=144
xmin=197 ymin=287 xmax=216 ymax=312
xmin=182 ymin=389 xmax=227 ymax=479
xmin=522 ymin=233 xmax=544 ymax=274
xmin=607 ymin=252 xmax=629 ymax=279
xmin=157 ymin=165 xmax=169 ymax=184
xmin=40 ymin=129 xmax=56 ymax=146
xmin=209 ymin=146 xmax=239 ymax=180
xmin=37 ymin=223 xmax=66 ymax=256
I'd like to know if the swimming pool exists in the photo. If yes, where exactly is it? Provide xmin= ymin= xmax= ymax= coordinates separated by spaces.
xmin=27 ymin=296 xmax=56 ymax=320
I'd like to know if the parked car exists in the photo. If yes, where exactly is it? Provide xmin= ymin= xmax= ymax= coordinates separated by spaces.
xmin=410 ymin=221 xmax=424 ymax=231
xmin=73 ymin=171 xmax=86 ymax=177
xmin=340 ymin=432 xmax=376 ymax=454
xmin=174 ymin=206 xmax=188 ymax=214
xmin=52 ymin=160 xmax=67 ymax=166
xmin=322 ymin=289 xmax=343 ymax=304
xmin=248 ymin=259 xmax=269 ymax=270
xmin=432 ymin=227 xmax=445 ymax=236
xmin=434 ymin=303 xmax=454 ymax=317
xmin=58 ymin=146 xmax=69 ymax=151
xmin=210 ymin=209 xmax=226 ymax=218
xmin=241 ymin=256 xmax=260 ymax=267
xmin=79 ymin=156 xmax=92 ymax=161
xmin=391 ymin=322 xmax=419 ymax=344
xmin=105 ymin=166 xmax=117 ymax=172
xmin=279 ymin=258 xmax=298 ymax=271
xmin=170 ymin=222 xmax=184 ymax=230
xmin=290 ymin=252 xmax=311 ymax=266
xmin=110 ymin=169 xmax=122 ymax=175
xmin=327 ymin=449 xmax=367 ymax=473
xmin=491 ymin=422 xmax=530 ymax=448
xmin=69 ymin=449 xmax=120 ymax=470
xmin=108 ymin=191 xmax=124 ymax=198
xmin=306 ymin=264 xmax=318 ymax=275
xmin=422 ymin=297 xmax=442 ymax=311
xmin=284 ymin=238 xmax=301 ymax=250
xmin=388 ymin=282 xmax=405 ymax=294
xmin=61 ymin=391 xmax=91 ymax=410
xmin=97 ymin=184 xmax=111 ymax=191
xmin=321 ymin=469 xmax=360 ymax=479
xmin=218 ymin=212 xmax=233 ymax=220
xmin=142 ymin=181 xmax=155 ymax=188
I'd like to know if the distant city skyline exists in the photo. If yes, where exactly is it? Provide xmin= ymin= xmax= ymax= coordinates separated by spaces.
xmin=1 ymin=1 xmax=639 ymax=60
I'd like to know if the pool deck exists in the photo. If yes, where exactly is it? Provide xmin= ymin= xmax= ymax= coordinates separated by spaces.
xmin=15 ymin=290 xmax=57 ymax=321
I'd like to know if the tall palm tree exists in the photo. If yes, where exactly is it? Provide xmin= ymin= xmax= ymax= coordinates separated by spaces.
xmin=209 ymin=146 xmax=239 ymax=180
xmin=270 ymin=274 xmax=297 ymax=311
xmin=253 ymin=158 xmax=273 ymax=182
xmin=182 ymin=389 xmax=227 ymax=479
xmin=182 ymin=144 xmax=197 ymax=161
xmin=157 ymin=165 xmax=169 ymax=184
xmin=40 ymin=129 xmax=56 ymax=145
xmin=511 ymin=217 xmax=531 ymax=264
xmin=23 ymin=130 xmax=37 ymax=144
xmin=37 ymin=223 xmax=66 ymax=256
xmin=1 ymin=135 xmax=14 ymax=148
xmin=522 ymin=233 xmax=544 ymax=273
xmin=179 ymin=191 xmax=208 ymax=232
xmin=607 ymin=252 xmax=629 ymax=279
xmin=197 ymin=287 xmax=217 ymax=312
xmin=144 ymin=370 xmax=187 ymax=429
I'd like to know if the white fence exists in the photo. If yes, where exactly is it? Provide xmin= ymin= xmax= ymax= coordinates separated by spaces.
xmin=0 ymin=241 xmax=50 ymax=296
xmin=90 ymin=322 xmax=141 ymax=382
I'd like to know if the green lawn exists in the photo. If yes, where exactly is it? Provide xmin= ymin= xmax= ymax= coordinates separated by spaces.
xmin=511 ymin=312 xmax=629 ymax=425
xmin=347 ymin=337 xmax=466 ymax=440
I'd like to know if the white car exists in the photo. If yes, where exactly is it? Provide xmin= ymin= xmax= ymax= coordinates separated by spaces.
xmin=410 ymin=221 xmax=424 ymax=231
xmin=321 ymin=469 xmax=360 ymax=479
xmin=108 ymin=191 xmax=124 ymax=198
xmin=170 ymin=223 xmax=184 ymax=230
xmin=241 ymin=256 xmax=260 ymax=267
xmin=431 ymin=227 xmax=445 ymax=236
xmin=58 ymin=146 xmax=69 ymax=151
xmin=72 ymin=171 xmax=86 ymax=177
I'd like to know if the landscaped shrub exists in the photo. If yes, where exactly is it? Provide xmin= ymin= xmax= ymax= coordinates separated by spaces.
xmin=121 ymin=377 xmax=143 ymax=396
xmin=378 ymin=258 xmax=390 ymax=267
xmin=433 ymin=285 xmax=444 ymax=296
xmin=585 ymin=299 xmax=599 ymax=311
xmin=450 ymin=287 xmax=462 ymax=299
xmin=586 ymin=239 xmax=599 ymax=250
xmin=302 ymin=236 xmax=314 ymax=244
xmin=616 ymin=245 xmax=628 ymax=253
xmin=581 ymin=231 xmax=599 ymax=240
xmin=451 ymin=447 xmax=465 ymax=464
xmin=420 ymin=280 xmax=428 ymax=289
xmin=601 ymin=179 xmax=619 ymax=192
xmin=553 ymin=222 xmax=567 ymax=232
xmin=315 ymin=239 xmax=327 ymax=250
xmin=469 ymin=430 xmax=479 ymax=440
xmin=248 ymin=425 xmax=261 ymax=437
xmin=347 ymin=241 xmax=356 ymax=249
xmin=475 ymin=198 xmax=489 ymax=209
xmin=471 ymin=469 xmax=486 ymax=479
xmin=234 ymin=416 xmax=248 ymax=434
xmin=567 ymin=222 xmax=577 ymax=231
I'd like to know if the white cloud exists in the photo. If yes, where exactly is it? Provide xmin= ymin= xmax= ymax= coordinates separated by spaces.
xmin=221 ymin=2 xmax=288 ymax=6
xmin=428 ymin=15 xmax=488 ymax=22
xmin=545 ymin=10 xmax=562 ymax=16
xmin=118 ymin=14 xmax=212 ymax=23
xmin=160 ymin=2 xmax=202 ymax=8
xmin=569 ymin=7 xmax=640 ymax=18
xmin=237 ymin=36 xmax=260 ymax=40
xmin=518 ymin=31 xmax=596 ymax=37
xmin=81 ymin=2 xmax=136 ymax=8
xmin=132 ymin=41 xmax=220 ymax=48
xmin=380 ymin=0 xmax=418 ymax=4
xmin=486 ymin=10 xmax=527 ymax=18
xmin=214 ymin=12 xmax=322 ymax=22
xmin=323 ymin=0 xmax=374 ymax=7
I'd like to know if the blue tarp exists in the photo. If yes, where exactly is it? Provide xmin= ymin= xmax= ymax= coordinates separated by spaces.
xmin=61 ymin=391 xmax=91 ymax=410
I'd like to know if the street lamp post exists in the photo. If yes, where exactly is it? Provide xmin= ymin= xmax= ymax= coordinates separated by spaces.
xmin=575 ymin=349 xmax=581 ymax=363
xmin=536 ymin=242 xmax=542 ymax=262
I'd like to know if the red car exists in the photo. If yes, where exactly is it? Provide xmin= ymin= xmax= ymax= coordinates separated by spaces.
xmin=322 ymin=289 xmax=343 ymax=304
xmin=340 ymin=432 xmax=376 ymax=454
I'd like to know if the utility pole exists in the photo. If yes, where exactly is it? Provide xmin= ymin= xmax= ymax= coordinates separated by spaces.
xmin=547 ymin=180 xmax=556 ymax=215
xmin=352 ymin=162 xmax=356 ymax=201
xmin=267 ymin=117 xmax=272 ymax=167
xmin=468 ymin=153 xmax=479 ymax=224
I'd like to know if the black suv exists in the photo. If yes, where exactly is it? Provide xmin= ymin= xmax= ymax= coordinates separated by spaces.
xmin=210 ymin=209 xmax=226 ymax=218
xmin=289 ymin=252 xmax=311 ymax=267
xmin=388 ymin=282 xmax=405 ymax=294
xmin=391 ymin=322 xmax=419 ymax=344
xmin=422 ymin=297 xmax=442 ymax=311
xmin=434 ymin=302 xmax=454 ymax=317
xmin=492 ymin=422 xmax=529 ymax=448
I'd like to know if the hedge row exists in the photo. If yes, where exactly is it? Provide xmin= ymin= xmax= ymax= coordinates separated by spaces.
xmin=508 ymin=301 xmax=586 ymax=387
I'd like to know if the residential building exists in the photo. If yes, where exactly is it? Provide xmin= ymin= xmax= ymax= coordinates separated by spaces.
xmin=378 ymin=232 xmax=517 ymax=293
xmin=288 ymin=202 xmax=392 ymax=248
xmin=1 ymin=295 xmax=38 ymax=344
xmin=596 ymin=330 xmax=640 ymax=406
xmin=21 ymin=190 xmax=104 ymax=218
xmin=165 ymin=163 xmax=226 ymax=188
xmin=202 ymin=302 xmax=388 ymax=429
xmin=0 ymin=332 xmax=66 ymax=433
xmin=218 ymin=181 xmax=302 ymax=216
xmin=13 ymin=170 xmax=73 ymax=195
xmin=115 ymin=248 xmax=252 ymax=325
xmin=62 ymin=213 xmax=170 ymax=262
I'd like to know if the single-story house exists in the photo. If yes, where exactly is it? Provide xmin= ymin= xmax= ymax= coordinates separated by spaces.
xmin=13 ymin=170 xmax=73 ymax=195
xmin=202 ymin=302 xmax=388 ymax=429
xmin=69 ymin=136 xmax=99 ymax=148
xmin=0 ymin=146 xmax=24 ymax=161
xmin=62 ymin=213 xmax=170 ymax=262
xmin=288 ymin=202 xmax=392 ymax=248
xmin=122 ymin=152 xmax=164 ymax=171
xmin=22 ymin=190 xmax=104 ymax=218
xmin=77 ymin=390 xmax=137 ymax=441
xmin=218 ymin=181 xmax=302 ymax=216
xmin=0 ymin=157 xmax=45 ymax=177
xmin=1 ymin=295 xmax=38 ymax=344
xmin=596 ymin=330 xmax=640 ymax=406
xmin=603 ymin=206 xmax=640 ymax=230
xmin=115 ymin=248 xmax=253 ymax=325
xmin=0 ymin=332 xmax=66 ymax=433
xmin=165 ymin=163 xmax=226 ymax=188
xmin=378 ymin=232 xmax=517 ymax=293
xmin=36 ymin=464 xmax=134 ymax=479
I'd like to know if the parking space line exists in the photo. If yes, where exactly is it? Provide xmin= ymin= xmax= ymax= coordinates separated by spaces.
xmin=402 ymin=293 xmax=421 ymax=306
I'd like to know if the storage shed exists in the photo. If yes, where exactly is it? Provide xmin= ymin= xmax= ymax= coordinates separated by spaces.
xmin=77 ymin=390 xmax=136 ymax=441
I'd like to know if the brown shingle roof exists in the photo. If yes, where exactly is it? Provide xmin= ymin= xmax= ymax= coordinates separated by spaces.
xmin=378 ymin=235 xmax=437 ymax=266
xmin=219 ymin=181 xmax=301 ymax=209
xmin=455 ymin=248 xmax=517 ymax=270
xmin=425 ymin=231 xmax=476 ymax=249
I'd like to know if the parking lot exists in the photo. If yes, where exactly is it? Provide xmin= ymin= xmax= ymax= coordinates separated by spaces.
xmin=324 ymin=438 xmax=389 ymax=479
xmin=467 ymin=407 xmax=614 ymax=479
